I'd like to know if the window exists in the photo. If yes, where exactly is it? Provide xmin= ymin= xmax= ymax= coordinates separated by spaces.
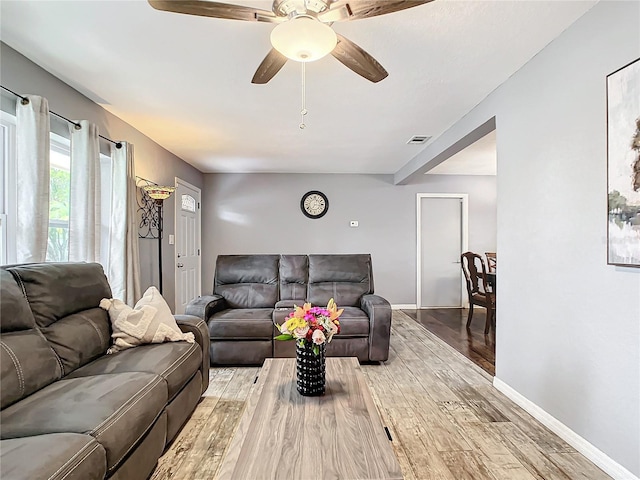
xmin=46 ymin=135 xmax=71 ymax=262
xmin=0 ymin=112 xmax=111 ymax=265
xmin=0 ymin=122 xmax=6 ymax=265
xmin=181 ymin=194 xmax=196 ymax=213
xmin=0 ymin=112 xmax=16 ymax=264
xmin=0 ymin=115 xmax=72 ymax=264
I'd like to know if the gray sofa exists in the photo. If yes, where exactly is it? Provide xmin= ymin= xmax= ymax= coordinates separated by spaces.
xmin=186 ymin=254 xmax=391 ymax=365
xmin=0 ymin=262 xmax=209 ymax=480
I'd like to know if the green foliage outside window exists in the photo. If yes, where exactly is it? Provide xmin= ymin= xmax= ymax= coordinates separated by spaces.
xmin=46 ymin=167 xmax=70 ymax=262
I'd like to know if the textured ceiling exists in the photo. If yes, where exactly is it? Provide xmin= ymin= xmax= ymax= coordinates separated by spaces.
xmin=0 ymin=0 xmax=595 ymax=174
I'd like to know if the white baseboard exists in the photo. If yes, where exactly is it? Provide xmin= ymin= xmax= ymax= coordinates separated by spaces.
xmin=391 ymin=304 xmax=416 ymax=310
xmin=493 ymin=377 xmax=639 ymax=480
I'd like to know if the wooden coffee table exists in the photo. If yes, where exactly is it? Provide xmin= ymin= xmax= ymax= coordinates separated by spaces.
xmin=217 ymin=357 xmax=403 ymax=480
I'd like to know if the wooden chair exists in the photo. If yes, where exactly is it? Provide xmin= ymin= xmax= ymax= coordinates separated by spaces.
xmin=485 ymin=252 xmax=497 ymax=273
xmin=461 ymin=252 xmax=496 ymax=334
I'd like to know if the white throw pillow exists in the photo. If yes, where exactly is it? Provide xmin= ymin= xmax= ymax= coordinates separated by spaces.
xmin=100 ymin=286 xmax=194 ymax=354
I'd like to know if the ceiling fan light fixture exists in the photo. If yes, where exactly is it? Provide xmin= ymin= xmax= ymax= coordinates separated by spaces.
xmin=270 ymin=16 xmax=337 ymax=62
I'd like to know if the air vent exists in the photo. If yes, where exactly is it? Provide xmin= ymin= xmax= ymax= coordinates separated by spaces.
xmin=407 ymin=135 xmax=431 ymax=145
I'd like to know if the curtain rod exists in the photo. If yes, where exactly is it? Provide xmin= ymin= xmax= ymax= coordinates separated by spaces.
xmin=135 ymin=176 xmax=158 ymax=187
xmin=1 ymin=85 xmax=122 ymax=149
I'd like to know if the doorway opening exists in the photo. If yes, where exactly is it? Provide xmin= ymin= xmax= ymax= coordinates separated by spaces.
xmin=408 ymin=125 xmax=497 ymax=375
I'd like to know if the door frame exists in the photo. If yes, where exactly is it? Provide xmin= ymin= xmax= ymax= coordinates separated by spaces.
xmin=174 ymin=177 xmax=202 ymax=313
xmin=416 ymin=193 xmax=469 ymax=309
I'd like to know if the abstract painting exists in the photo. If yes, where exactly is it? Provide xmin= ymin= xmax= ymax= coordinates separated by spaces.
xmin=607 ymin=58 xmax=640 ymax=267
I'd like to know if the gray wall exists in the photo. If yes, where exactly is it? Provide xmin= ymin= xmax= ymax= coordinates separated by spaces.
xmin=0 ymin=42 xmax=204 ymax=311
xmin=202 ymin=173 xmax=496 ymax=304
xmin=396 ymin=1 xmax=640 ymax=476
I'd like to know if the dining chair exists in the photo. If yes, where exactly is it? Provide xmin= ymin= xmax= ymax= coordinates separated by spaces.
xmin=461 ymin=252 xmax=496 ymax=334
xmin=485 ymin=252 xmax=497 ymax=273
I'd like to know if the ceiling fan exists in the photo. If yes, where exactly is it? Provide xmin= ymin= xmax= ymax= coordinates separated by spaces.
xmin=148 ymin=0 xmax=432 ymax=84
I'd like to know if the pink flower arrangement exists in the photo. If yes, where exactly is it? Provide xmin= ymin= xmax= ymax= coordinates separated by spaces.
xmin=275 ymin=298 xmax=343 ymax=355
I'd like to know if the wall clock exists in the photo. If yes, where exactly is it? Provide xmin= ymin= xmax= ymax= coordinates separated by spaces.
xmin=300 ymin=191 xmax=329 ymax=219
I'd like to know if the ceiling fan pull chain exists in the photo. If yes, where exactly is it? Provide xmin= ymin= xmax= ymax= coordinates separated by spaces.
xmin=300 ymin=62 xmax=307 ymax=130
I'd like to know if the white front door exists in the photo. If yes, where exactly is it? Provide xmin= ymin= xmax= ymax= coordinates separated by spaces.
xmin=175 ymin=178 xmax=201 ymax=315
xmin=417 ymin=194 xmax=468 ymax=308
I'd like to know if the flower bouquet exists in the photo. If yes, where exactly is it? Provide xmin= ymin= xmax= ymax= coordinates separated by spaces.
xmin=274 ymin=299 xmax=343 ymax=396
xmin=275 ymin=298 xmax=343 ymax=353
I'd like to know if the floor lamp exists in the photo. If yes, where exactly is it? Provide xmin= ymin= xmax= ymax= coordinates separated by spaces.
xmin=142 ymin=185 xmax=175 ymax=294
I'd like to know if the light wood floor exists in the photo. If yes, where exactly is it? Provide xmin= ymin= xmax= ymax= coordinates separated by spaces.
xmin=152 ymin=311 xmax=610 ymax=480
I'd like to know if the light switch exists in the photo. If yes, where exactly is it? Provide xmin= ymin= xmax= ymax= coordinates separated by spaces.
xmin=168 ymin=234 xmax=175 ymax=245
xmin=350 ymin=221 xmax=359 ymax=227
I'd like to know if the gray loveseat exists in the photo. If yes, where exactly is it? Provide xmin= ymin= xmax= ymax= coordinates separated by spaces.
xmin=0 ymin=263 xmax=209 ymax=480
xmin=186 ymin=254 xmax=391 ymax=365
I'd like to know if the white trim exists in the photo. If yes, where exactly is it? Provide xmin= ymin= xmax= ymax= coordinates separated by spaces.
xmin=416 ymin=193 xmax=469 ymax=309
xmin=0 ymin=112 xmax=17 ymax=264
xmin=419 ymin=306 xmax=464 ymax=309
xmin=174 ymin=177 xmax=202 ymax=314
xmin=493 ymin=377 xmax=639 ymax=480
xmin=391 ymin=304 xmax=417 ymax=310
xmin=0 ymin=214 xmax=6 ymax=265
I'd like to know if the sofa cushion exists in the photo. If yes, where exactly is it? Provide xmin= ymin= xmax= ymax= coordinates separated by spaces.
xmin=7 ymin=263 xmax=112 ymax=328
xmin=40 ymin=308 xmax=111 ymax=376
xmin=335 ymin=306 xmax=370 ymax=336
xmin=279 ymin=255 xmax=308 ymax=300
xmin=0 ymin=270 xmax=62 ymax=409
xmin=209 ymin=308 xmax=274 ymax=339
xmin=0 ymin=372 xmax=167 ymax=474
xmin=66 ymin=341 xmax=201 ymax=401
xmin=7 ymin=263 xmax=113 ymax=375
xmin=108 ymin=411 xmax=167 ymax=480
xmin=0 ymin=269 xmax=37 ymax=332
xmin=0 ymin=330 xmax=64 ymax=410
xmin=214 ymin=255 xmax=279 ymax=308
xmin=0 ymin=433 xmax=106 ymax=480
xmin=307 ymin=254 xmax=373 ymax=307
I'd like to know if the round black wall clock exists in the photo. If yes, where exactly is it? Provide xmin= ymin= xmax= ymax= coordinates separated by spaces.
xmin=300 ymin=191 xmax=329 ymax=219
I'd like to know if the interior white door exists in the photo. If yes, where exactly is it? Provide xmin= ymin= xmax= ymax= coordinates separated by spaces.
xmin=420 ymin=196 xmax=463 ymax=308
xmin=175 ymin=179 xmax=201 ymax=315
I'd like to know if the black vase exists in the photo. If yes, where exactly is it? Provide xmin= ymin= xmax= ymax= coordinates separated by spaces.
xmin=296 ymin=341 xmax=326 ymax=396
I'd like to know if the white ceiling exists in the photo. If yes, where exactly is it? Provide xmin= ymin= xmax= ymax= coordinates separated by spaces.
xmin=0 ymin=0 xmax=595 ymax=174
xmin=427 ymin=129 xmax=496 ymax=175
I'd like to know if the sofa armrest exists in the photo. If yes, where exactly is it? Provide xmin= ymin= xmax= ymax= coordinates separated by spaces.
xmin=360 ymin=294 xmax=392 ymax=362
xmin=174 ymin=314 xmax=210 ymax=394
xmin=185 ymin=294 xmax=226 ymax=321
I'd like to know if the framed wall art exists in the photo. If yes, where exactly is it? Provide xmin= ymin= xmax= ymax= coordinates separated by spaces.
xmin=607 ymin=57 xmax=640 ymax=267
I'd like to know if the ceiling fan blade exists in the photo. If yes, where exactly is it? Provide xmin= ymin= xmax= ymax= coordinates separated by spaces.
xmin=148 ymin=0 xmax=281 ymax=23
xmin=331 ymin=34 xmax=388 ymax=83
xmin=318 ymin=4 xmax=353 ymax=23
xmin=252 ymin=49 xmax=288 ymax=84
xmin=325 ymin=0 xmax=433 ymax=21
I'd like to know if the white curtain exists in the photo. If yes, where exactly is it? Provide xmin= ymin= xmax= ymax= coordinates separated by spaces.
xmin=109 ymin=142 xmax=141 ymax=305
xmin=69 ymin=120 xmax=101 ymax=262
xmin=16 ymin=95 xmax=50 ymax=263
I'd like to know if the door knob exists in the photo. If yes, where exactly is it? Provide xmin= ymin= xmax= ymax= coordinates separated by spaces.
xmin=177 ymin=253 xmax=182 ymax=258
xmin=177 ymin=263 xmax=184 ymax=268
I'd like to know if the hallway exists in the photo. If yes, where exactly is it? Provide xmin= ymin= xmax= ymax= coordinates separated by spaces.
xmin=402 ymin=308 xmax=495 ymax=376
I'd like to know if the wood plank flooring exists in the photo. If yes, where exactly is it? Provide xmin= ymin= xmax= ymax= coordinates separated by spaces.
xmin=152 ymin=311 xmax=610 ymax=480
xmin=403 ymin=308 xmax=496 ymax=376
